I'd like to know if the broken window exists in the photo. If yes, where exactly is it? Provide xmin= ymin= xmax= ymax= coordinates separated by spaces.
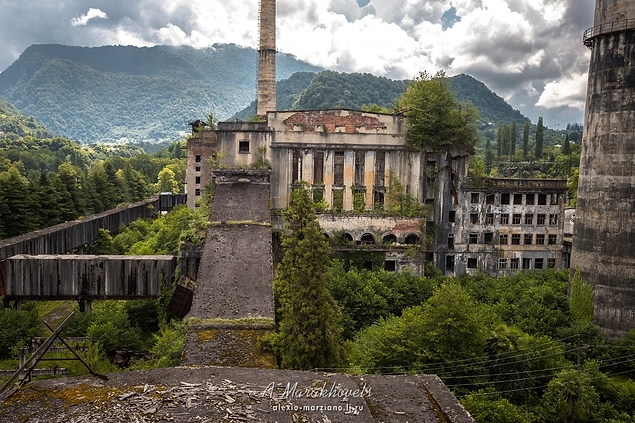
xmin=525 ymin=214 xmax=534 ymax=225
xmin=471 ymin=193 xmax=480 ymax=203
xmin=405 ymin=234 xmax=420 ymax=245
xmin=522 ymin=258 xmax=532 ymax=269
xmin=446 ymin=255 xmax=455 ymax=271
xmin=195 ymin=189 xmax=201 ymax=196
xmin=355 ymin=150 xmax=365 ymax=186
xmin=484 ymin=232 xmax=494 ymax=244
xmin=195 ymin=166 xmax=201 ymax=172
xmin=467 ymin=258 xmax=478 ymax=269
xmin=535 ymin=258 xmax=544 ymax=269
xmin=548 ymin=234 xmax=557 ymax=244
xmin=526 ymin=193 xmax=535 ymax=205
xmin=551 ymin=194 xmax=559 ymax=205
xmin=314 ymin=150 xmax=324 ymax=184
xmin=547 ymin=258 xmax=556 ymax=268
xmin=373 ymin=190 xmax=384 ymax=210
xmin=536 ymin=234 xmax=545 ymax=245
xmin=511 ymin=234 xmax=521 ymax=245
xmin=449 ymin=210 xmax=456 ymax=223
xmin=195 ymin=176 xmax=201 ymax=184
xmin=332 ymin=189 xmax=344 ymax=213
xmin=499 ymin=234 xmax=509 ymax=245
xmin=524 ymin=234 xmax=533 ymax=245
xmin=334 ymin=151 xmax=344 ymax=186
xmin=514 ymin=194 xmax=523 ymax=204
xmin=538 ymin=194 xmax=547 ymax=205
xmin=239 ymin=140 xmax=250 ymax=153
xmin=549 ymin=214 xmax=559 ymax=225
xmin=498 ymin=258 xmax=508 ymax=269
xmin=486 ymin=213 xmax=494 ymax=225
xmin=383 ymin=234 xmax=397 ymax=244
xmin=500 ymin=214 xmax=509 ymax=224
xmin=470 ymin=213 xmax=479 ymax=224
xmin=512 ymin=213 xmax=521 ymax=224
xmin=384 ymin=260 xmax=396 ymax=271
xmin=501 ymin=193 xmax=510 ymax=204
xmin=313 ymin=188 xmax=324 ymax=203
xmin=448 ymin=234 xmax=455 ymax=249
xmin=375 ymin=151 xmax=386 ymax=187
xmin=511 ymin=258 xmax=519 ymax=269
xmin=292 ymin=149 xmax=302 ymax=183
xmin=537 ymin=214 xmax=546 ymax=225
xmin=195 ymin=155 xmax=201 ymax=163
xmin=486 ymin=193 xmax=495 ymax=204
xmin=469 ymin=233 xmax=478 ymax=244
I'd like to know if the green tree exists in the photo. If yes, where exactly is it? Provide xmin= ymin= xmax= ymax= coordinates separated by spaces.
xmin=510 ymin=121 xmax=517 ymax=157
xmin=541 ymin=369 xmax=600 ymax=422
xmin=155 ymin=166 xmax=180 ymax=194
xmin=563 ymin=133 xmax=571 ymax=155
xmin=535 ymin=117 xmax=544 ymax=159
xmin=395 ymin=71 xmax=479 ymax=152
xmin=523 ymin=121 xmax=530 ymax=158
xmin=484 ymin=138 xmax=495 ymax=174
xmin=0 ymin=166 xmax=38 ymax=237
xmin=268 ymin=181 xmax=343 ymax=370
xmin=496 ymin=126 xmax=503 ymax=160
xmin=569 ymin=268 xmax=593 ymax=324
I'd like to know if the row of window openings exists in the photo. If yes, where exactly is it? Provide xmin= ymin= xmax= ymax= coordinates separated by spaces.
xmin=448 ymin=233 xmax=558 ymax=247
xmin=294 ymin=150 xmax=387 ymax=187
xmin=470 ymin=192 xmax=560 ymax=206
xmin=447 ymin=256 xmax=556 ymax=270
xmin=464 ymin=213 xmax=559 ymax=225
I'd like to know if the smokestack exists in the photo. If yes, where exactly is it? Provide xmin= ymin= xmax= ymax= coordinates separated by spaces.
xmin=256 ymin=0 xmax=276 ymax=116
xmin=572 ymin=0 xmax=635 ymax=336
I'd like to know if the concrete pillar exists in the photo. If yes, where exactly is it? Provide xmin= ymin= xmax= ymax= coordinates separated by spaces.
xmin=343 ymin=151 xmax=355 ymax=211
xmin=324 ymin=150 xmax=334 ymax=209
xmin=256 ymin=0 xmax=276 ymax=115
xmin=364 ymin=151 xmax=375 ymax=209
xmin=571 ymin=0 xmax=635 ymax=336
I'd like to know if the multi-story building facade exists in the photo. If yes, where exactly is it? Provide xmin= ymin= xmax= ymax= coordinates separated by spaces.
xmin=185 ymin=110 xmax=568 ymax=277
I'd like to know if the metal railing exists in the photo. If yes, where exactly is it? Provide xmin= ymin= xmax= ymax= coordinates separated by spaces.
xmin=583 ymin=18 xmax=635 ymax=48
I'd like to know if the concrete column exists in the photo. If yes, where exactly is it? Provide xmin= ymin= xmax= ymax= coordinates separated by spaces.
xmin=324 ymin=150 xmax=334 ymax=209
xmin=303 ymin=149 xmax=313 ymax=185
xmin=343 ymin=151 xmax=355 ymax=211
xmin=364 ymin=151 xmax=375 ymax=209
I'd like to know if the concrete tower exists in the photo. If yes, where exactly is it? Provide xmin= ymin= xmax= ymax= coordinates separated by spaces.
xmin=256 ymin=0 xmax=276 ymax=116
xmin=572 ymin=0 xmax=635 ymax=336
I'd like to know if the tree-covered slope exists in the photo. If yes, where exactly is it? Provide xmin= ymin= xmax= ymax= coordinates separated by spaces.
xmin=0 ymin=44 xmax=321 ymax=144
xmin=0 ymin=97 xmax=53 ymax=139
xmin=232 ymin=71 xmax=529 ymax=128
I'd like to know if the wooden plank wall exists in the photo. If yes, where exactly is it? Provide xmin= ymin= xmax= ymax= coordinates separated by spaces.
xmin=6 ymin=255 xmax=176 ymax=300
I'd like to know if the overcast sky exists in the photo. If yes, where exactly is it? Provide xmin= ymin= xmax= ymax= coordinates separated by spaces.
xmin=0 ymin=0 xmax=595 ymax=128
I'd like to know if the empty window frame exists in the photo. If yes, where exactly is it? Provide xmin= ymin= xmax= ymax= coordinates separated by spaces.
xmin=538 ymin=194 xmax=547 ymax=205
xmin=448 ymin=233 xmax=455 ymax=249
xmin=500 ymin=214 xmax=509 ymax=224
xmin=536 ymin=234 xmax=545 ymax=245
xmin=470 ymin=213 xmax=479 ymax=224
xmin=549 ymin=214 xmax=559 ymax=225
xmin=446 ymin=255 xmax=455 ymax=271
xmin=486 ymin=193 xmax=495 ymax=204
xmin=195 ymin=155 xmax=201 ymax=163
xmin=535 ymin=258 xmax=544 ymax=269
xmin=373 ymin=190 xmax=384 ymax=210
xmin=334 ymin=151 xmax=344 ymax=186
xmin=547 ymin=258 xmax=556 ymax=268
xmin=355 ymin=150 xmax=365 ymax=186
xmin=537 ymin=214 xmax=546 ymax=225
xmin=499 ymin=234 xmax=509 ymax=245
xmin=239 ymin=140 xmax=250 ymax=153
xmin=511 ymin=258 xmax=519 ymax=269
xmin=548 ymin=234 xmax=558 ymax=245
xmin=501 ymin=193 xmax=510 ymax=205
xmin=384 ymin=260 xmax=396 ymax=271
xmin=512 ymin=213 xmax=522 ymax=224
xmin=195 ymin=166 xmax=201 ymax=172
xmin=471 ymin=193 xmax=480 ymax=203
xmin=467 ymin=257 xmax=478 ymax=269
xmin=484 ymin=232 xmax=494 ymax=244
xmin=486 ymin=213 xmax=494 ymax=225
xmin=511 ymin=234 xmax=521 ymax=245
xmin=195 ymin=188 xmax=201 ymax=196
xmin=498 ymin=258 xmax=508 ymax=269
xmin=375 ymin=151 xmax=385 ymax=187
xmin=449 ymin=210 xmax=456 ymax=223
xmin=314 ymin=150 xmax=325 ymax=184
xmin=551 ymin=194 xmax=560 ymax=205
xmin=522 ymin=258 xmax=532 ymax=269
xmin=525 ymin=214 xmax=534 ymax=225
xmin=526 ymin=193 xmax=535 ymax=205
xmin=292 ymin=149 xmax=302 ymax=183
xmin=524 ymin=234 xmax=533 ymax=245
xmin=195 ymin=176 xmax=201 ymax=184
xmin=514 ymin=194 xmax=523 ymax=204
xmin=469 ymin=233 xmax=479 ymax=244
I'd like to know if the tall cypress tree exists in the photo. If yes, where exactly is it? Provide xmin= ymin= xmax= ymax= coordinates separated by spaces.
xmin=510 ymin=121 xmax=517 ymax=157
xmin=269 ymin=181 xmax=343 ymax=370
xmin=496 ymin=127 xmax=503 ymax=160
xmin=484 ymin=138 xmax=494 ymax=175
xmin=535 ymin=117 xmax=544 ymax=159
xmin=523 ymin=121 xmax=530 ymax=159
xmin=562 ymin=133 xmax=571 ymax=155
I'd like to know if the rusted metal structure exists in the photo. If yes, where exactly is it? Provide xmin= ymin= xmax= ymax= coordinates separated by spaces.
xmin=5 ymin=255 xmax=175 ymax=300
xmin=572 ymin=0 xmax=635 ymax=335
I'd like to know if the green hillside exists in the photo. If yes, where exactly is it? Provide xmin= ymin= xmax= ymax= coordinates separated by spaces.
xmin=232 ymin=71 xmax=529 ymax=129
xmin=0 ymin=44 xmax=321 ymax=144
xmin=0 ymin=97 xmax=53 ymax=139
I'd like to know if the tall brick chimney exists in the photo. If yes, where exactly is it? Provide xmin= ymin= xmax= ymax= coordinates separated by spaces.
xmin=256 ymin=0 xmax=276 ymax=116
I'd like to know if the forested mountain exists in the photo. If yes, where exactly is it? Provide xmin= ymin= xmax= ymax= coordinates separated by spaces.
xmin=0 ymin=97 xmax=53 ymax=139
xmin=0 ymin=44 xmax=321 ymax=144
xmin=231 ymin=71 xmax=529 ymax=128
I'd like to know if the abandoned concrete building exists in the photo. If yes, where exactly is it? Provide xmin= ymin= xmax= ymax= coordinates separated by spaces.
xmin=185 ymin=111 xmax=569 ymax=277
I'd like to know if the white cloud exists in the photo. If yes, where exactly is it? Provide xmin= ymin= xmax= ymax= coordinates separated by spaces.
xmin=536 ymin=72 xmax=587 ymax=109
xmin=70 ymin=8 xmax=108 ymax=27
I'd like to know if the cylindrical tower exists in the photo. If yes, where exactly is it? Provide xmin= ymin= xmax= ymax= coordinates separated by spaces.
xmin=572 ymin=0 xmax=635 ymax=336
xmin=256 ymin=0 xmax=276 ymax=116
